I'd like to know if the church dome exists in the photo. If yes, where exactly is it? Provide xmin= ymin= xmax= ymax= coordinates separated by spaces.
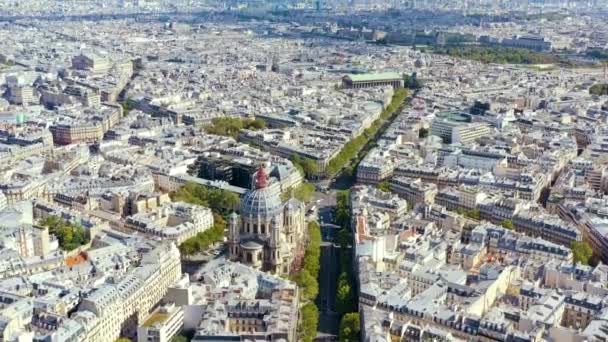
xmin=241 ymin=167 xmax=283 ymax=218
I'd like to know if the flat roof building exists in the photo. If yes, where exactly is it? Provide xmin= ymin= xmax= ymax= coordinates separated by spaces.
xmin=431 ymin=112 xmax=492 ymax=144
xmin=137 ymin=304 xmax=184 ymax=342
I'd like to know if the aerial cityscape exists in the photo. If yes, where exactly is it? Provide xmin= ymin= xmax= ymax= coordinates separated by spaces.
xmin=1 ymin=0 xmax=608 ymax=341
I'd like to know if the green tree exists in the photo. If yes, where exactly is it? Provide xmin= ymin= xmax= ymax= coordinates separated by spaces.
xmin=467 ymin=209 xmax=481 ymax=220
xmin=377 ymin=180 xmax=391 ymax=192
xmin=336 ymin=272 xmax=355 ymax=315
xmin=326 ymin=89 xmax=407 ymax=176
xmin=303 ymin=251 xmax=320 ymax=275
xmin=204 ymin=117 xmax=244 ymax=138
xmin=121 ymin=100 xmax=133 ymax=115
xmin=178 ymin=213 xmax=226 ymax=256
xmin=301 ymin=158 xmax=318 ymax=177
xmin=283 ymin=182 xmax=315 ymax=203
xmin=337 ymin=228 xmax=352 ymax=250
xmin=171 ymin=335 xmax=189 ymax=342
xmin=418 ymin=127 xmax=428 ymax=138
xmin=434 ymin=46 xmax=564 ymax=65
xmin=295 ymin=269 xmax=319 ymax=300
xmin=204 ymin=117 xmax=267 ymax=138
xmin=208 ymin=189 xmax=240 ymax=213
xmin=299 ymin=303 xmax=319 ymax=342
xmin=292 ymin=221 xmax=321 ymax=301
xmin=500 ymin=219 xmax=514 ymax=230
xmin=244 ymin=118 xmax=267 ymax=130
xmin=335 ymin=190 xmax=351 ymax=229
xmin=456 ymin=208 xmax=481 ymax=220
xmin=115 ymin=339 xmax=132 ymax=342
xmin=571 ymin=241 xmax=593 ymax=265
xmin=173 ymin=182 xmax=239 ymax=214
xmin=295 ymin=221 xmax=323 ymax=341
xmin=339 ymin=313 xmax=360 ymax=342
xmin=39 ymin=216 xmax=89 ymax=251
xmin=590 ymin=84 xmax=608 ymax=96
xmin=291 ymin=155 xmax=319 ymax=178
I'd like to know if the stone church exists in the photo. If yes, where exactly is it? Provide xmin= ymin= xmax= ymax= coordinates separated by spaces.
xmin=228 ymin=166 xmax=305 ymax=275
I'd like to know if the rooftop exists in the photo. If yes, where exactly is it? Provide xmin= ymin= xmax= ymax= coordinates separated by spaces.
xmin=435 ymin=111 xmax=472 ymax=123
xmin=142 ymin=312 xmax=168 ymax=328
xmin=345 ymin=72 xmax=402 ymax=83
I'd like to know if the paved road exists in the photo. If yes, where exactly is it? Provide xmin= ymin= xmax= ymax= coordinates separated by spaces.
xmin=308 ymin=93 xmax=411 ymax=336
xmin=312 ymin=190 xmax=337 ymax=224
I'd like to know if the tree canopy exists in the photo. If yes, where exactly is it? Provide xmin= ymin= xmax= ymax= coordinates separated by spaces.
xmin=282 ymin=182 xmax=315 ymax=203
xmin=418 ymin=127 xmax=429 ymax=139
xmin=299 ymin=303 xmax=319 ymax=342
xmin=291 ymin=155 xmax=318 ymax=178
xmin=336 ymin=272 xmax=356 ymax=315
xmin=334 ymin=189 xmax=358 ymax=324
xmin=500 ymin=219 xmax=514 ymax=230
xmin=178 ymin=213 xmax=226 ymax=256
xmin=339 ymin=313 xmax=360 ymax=342
xmin=204 ymin=117 xmax=266 ymax=138
xmin=327 ymin=89 xmax=407 ymax=176
xmin=294 ymin=221 xmax=322 ymax=341
xmin=121 ymin=100 xmax=133 ymax=115
xmin=376 ymin=180 xmax=391 ymax=192
xmin=172 ymin=182 xmax=235 ymax=256
xmin=293 ymin=221 xmax=322 ymax=301
xmin=173 ymin=182 xmax=239 ymax=214
xmin=335 ymin=190 xmax=351 ymax=229
xmin=39 ymin=216 xmax=89 ymax=251
xmin=590 ymin=84 xmax=608 ymax=96
xmin=245 ymin=118 xmax=267 ymax=130
xmin=171 ymin=335 xmax=189 ymax=342
xmin=294 ymin=269 xmax=319 ymax=300
xmin=571 ymin=241 xmax=593 ymax=265
xmin=456 ymin=208 xmax=481 ymax=220
xmin=434 ymin=46 xmax=563 ymax=65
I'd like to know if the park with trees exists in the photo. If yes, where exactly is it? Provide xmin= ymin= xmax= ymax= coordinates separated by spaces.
xmin=172 ymin=182 xmax=240 ymax=214
xmin=204 ymin=116 xmax=267 ymax=138
xmin=39 ymin=216 xmax=89 ymax=251
xmin=432 ymin=46 xmax=563 ymax=65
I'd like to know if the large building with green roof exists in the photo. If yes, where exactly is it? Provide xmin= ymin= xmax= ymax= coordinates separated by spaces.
xmin=342 ymin=72 xmax=404 ymax=89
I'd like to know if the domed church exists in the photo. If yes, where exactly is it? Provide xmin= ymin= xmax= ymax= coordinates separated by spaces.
xmin=228 ymin=166 xmax=305 ymax=275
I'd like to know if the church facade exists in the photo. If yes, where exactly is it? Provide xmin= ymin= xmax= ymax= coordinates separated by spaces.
xmin=228 ymin=166 xmax=305 ymax=275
